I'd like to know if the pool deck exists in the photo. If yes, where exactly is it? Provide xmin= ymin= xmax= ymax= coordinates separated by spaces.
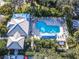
xmin=32 ymin=17 xmax=68 ymax=41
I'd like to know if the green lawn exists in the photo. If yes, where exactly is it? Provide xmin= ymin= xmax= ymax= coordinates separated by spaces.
xmin=0 ymin=40 xmax=6 ymax=49
xmin=4 ymin=0 xmax=11 ymax=2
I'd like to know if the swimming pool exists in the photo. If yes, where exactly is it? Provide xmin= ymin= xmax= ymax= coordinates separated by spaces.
xmin=35 ymin=21 xmax=60 ymax=33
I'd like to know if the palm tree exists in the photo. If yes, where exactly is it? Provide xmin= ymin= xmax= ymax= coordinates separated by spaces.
xmin=0 ymin=24 xmax=7 ymax=36
xmin=67 ymin=36 xmax=77 ymax=48
xmin=74 ymin=30 xmax=79 ymax=43
xmin=0 ymin=3 xmax=13 ymax=15
xmin=62 ymin=4 xmax=73 ymax=35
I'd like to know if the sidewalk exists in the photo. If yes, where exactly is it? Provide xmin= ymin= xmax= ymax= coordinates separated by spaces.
xmin=0 ymin=37 xmax=8 ymax=40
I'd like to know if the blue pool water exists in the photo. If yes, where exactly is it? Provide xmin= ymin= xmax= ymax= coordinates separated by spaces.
xmin=35 ymin=21 xmax=60 ymax=33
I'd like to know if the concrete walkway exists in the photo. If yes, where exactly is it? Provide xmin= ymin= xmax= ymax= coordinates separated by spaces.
xmin=0 ymin=37 xmax=8 ymax=40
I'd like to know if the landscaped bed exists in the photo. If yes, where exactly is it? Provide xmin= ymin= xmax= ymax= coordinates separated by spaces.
xmin=0 ymin=40 xmax=7 ymax=49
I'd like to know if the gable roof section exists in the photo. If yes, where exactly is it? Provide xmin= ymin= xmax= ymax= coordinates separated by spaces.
xmin=8 ymin=42 xmax=22 ymax=49
xmin=7 ymin=24 xmax=27 ymax=36
xmin=4 ymin=55 xmax=24 ymax=59
xmin=12 ymin=13 xmax=30 ymax=20
xmin=7 ymin=13 xmax=30 ymax=28
xmin=7 ymin=13 xmax=30 ymax=36
xmin=7 ymin=34 xmax=25 ymax=49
